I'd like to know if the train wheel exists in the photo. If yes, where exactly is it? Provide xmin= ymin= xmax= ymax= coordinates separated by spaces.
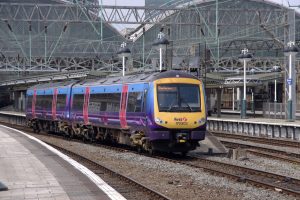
xmin=180 ymin=151 xmax=187 ymax=157
xmin=67 ymin=128 xmax=73 ymax=140
xmin=137 ymin=146 xmax=143 ymax=154
xmin=34 ymin=123 xmax=40 ymax=133
xmin=82 ymin=135 xmax=87 ymax=143
xmin=69 ymin=130 xmax=74 ymax=140
xmin=148 ymin=148 xmax=155 ymax=156
xmin=88 ymin=129 xmax=95 ymax=142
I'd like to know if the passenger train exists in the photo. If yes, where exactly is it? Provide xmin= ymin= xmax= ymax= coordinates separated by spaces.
xmin=26 ymin=70 xmax=207 ymax=155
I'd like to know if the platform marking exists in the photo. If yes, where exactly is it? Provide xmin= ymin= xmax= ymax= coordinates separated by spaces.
xmin=0 ymin=125 xmax=127 ymax=200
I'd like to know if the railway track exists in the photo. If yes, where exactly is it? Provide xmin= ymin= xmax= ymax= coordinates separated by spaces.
xmin=246 ymin=149 xmax=300 ymax=165
xmin=0 ymin=121 xmax=170 ymax=200
xmin=3 ymin=122 xmax=300 ymax=198
xmin=213 ymin=131 xmax=300 ymax=164
xmin=181 ymin=157 xmax=300 ymax=197
xmin=212 ymin=131 xmax=300 ymax=148
xmin=47 ymin=143 xmax=171 ymax=200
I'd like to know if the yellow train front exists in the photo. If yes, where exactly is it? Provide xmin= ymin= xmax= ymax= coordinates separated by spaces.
xmin=142 ymin=71 xmax=206 ymax=155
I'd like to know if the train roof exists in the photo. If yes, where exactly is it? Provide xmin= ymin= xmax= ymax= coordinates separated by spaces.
xmin=27 ymin=79 xmax=77 ymax=90
xmin=27 ymin=71 xmax=200 ymax=90
xmin=74 ymin=70 xmax=200 ymax=87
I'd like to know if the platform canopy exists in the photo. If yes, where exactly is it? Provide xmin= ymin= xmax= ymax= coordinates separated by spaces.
xmin=0 ymin=0 xmax=299 ymax=86
xmin=0 ymin=0 xmax=124 ymax=80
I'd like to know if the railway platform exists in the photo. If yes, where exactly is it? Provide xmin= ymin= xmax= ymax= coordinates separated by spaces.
xmin=0 ymin=125 xmax=124 ymax=200
xmin=208 ymin=115 xmax=300 ymax=140
xmin=0 ymin=111 xmax=228 ymax=155
xmin=212 ymin=109 xmax=300 ymax=118
xmin=3 ymin=110 xmax=298 ymax=140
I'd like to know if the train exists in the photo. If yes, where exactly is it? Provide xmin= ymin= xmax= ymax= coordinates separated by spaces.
xmin=26 ymin=70 xmax=207 ymax=155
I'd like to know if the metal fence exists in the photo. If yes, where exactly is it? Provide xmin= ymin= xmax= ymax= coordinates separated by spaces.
xmin=262 ymin=102 xmax=300 ymax=119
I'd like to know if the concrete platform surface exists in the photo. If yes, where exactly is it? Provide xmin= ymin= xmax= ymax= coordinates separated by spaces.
xmin=0 ymin=111 xmax=25 ymax=117
xmin=0 ymin=125 xmax=125 ymax=200
xmin=211 ymin=109 xmax=300 ymax=119
xmin=208 ymin=116 xmax=300 ymax=127
xmin=1 ymin=110 xmax=299 ymax=127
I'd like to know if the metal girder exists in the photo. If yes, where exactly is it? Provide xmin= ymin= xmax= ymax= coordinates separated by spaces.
xmin=212 ymin=57 xmax=285 ymax=70
xmin=0 ymin=20 xmax=121 ymax=58
xmin=0 ymin=56 xmax=121 ymax=72
xmin=0 ymin=3 xmax=192 ymax=24
xmin=0 ymin=70 xmax=89 ymax=86
xmin=223 ymin=71 xmax=284 ymax=87
xmin=0 ymin=3 xmax=288 ymax=25
xmin=0 ymin=2 xmax=297 ymax=74
xmin=220 ymin=40 xmax=284 ymax=52
xmin=224 ymin=77 xmax=263 ymax=87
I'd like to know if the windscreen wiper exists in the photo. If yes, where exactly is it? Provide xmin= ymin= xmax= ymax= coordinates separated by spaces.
xmin=168 ymin=101 xmax=178 ymax=112
xmin=180 ymin=98 xmax=192 ymax=112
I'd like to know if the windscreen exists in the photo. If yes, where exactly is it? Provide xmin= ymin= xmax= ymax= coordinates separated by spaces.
xmin=157 ymin=84 xmax=201 ymax=112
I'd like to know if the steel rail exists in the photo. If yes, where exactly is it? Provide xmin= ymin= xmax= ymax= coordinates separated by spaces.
xmin=48 ymin=143 xmax=171 ymax=200
xmin=212 ymin=131 xmax=300 ymax=148
xmin=246 ymin=149 xmax=300 ymax=165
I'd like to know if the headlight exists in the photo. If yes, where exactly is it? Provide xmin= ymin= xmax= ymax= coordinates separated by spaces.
xmin=198 ymin=118 xmax=206 ymax=124
xmin=155 ymin=118 xmax=163 ymax=124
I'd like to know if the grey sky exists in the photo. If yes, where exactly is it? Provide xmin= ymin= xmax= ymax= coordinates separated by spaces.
xmin=100 ymin=0 xmax=298 ymax=7
xmin=101 ymin=0 xmax=144 ymax=6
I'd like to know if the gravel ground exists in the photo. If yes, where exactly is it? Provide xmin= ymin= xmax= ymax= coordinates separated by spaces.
xmin=206 ymin=153 xmax=300 ymax=180
xmin=31 ymin=134 xmax=297 ymax=200
xmin=207 ymin=137 xmax=300 ymax=179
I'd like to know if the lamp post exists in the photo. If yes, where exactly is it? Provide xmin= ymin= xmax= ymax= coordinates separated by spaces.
xmin=251 ymin=89 xmax=255 ymax=113
xmin=250 ymin=68 xmax=255 ymax=114
xmin=117 ymin=42 xmax=131 ymax=77
xmin=152 ymin=32 xmax=169 ymax=71
xmin=283 ymin=41 xmax=298 ymax=121
xmin=272 ymin=66 xmax=281 ymax=119
xmin=238 ymin=48 xmax=253 ymax=119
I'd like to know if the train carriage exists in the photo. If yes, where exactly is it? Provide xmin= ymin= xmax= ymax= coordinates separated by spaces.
xmin=26 ymin=80 xmax=76 ymax=132
xmin=26 ymin=70 xmax=207 ymax=154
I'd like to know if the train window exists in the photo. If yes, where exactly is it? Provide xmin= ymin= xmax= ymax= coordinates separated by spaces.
xmin=157 ymin=84 xmax=201 ymax=112
xmin=35 ymin=95 xmax=51 ymax=111
xmin=100 ymin=101 xmax=107 ymax=112
xmin=72 ymin=94 xmax=84 ymax=112
xmin=26 ymin=95 xmax=32 ymax=111
xmin=57 ymin=94 xmax=66 ymax=111
xmin=89 ymin=94 xmax=102 ymax=113
xmin=143 ymin=90 xmax=147 ymax=111
xmin=179 ymin=86 xmax=200 ymax=110
xmin=89 ymin=93 xmax=121 ymax=112
xmin=36 ymin=95 xmax=43 ymax=110
xmin=44 ymin=95 xmax=52 ymax=111
xmin=127 ymin=92 xmax=143 ymax=112
xmin=111 ymin=93 xmax=121 ymax=112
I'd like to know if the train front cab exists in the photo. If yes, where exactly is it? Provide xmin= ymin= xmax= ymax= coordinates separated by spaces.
xmin=148 ymin=77 xmax=206 ymax=153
